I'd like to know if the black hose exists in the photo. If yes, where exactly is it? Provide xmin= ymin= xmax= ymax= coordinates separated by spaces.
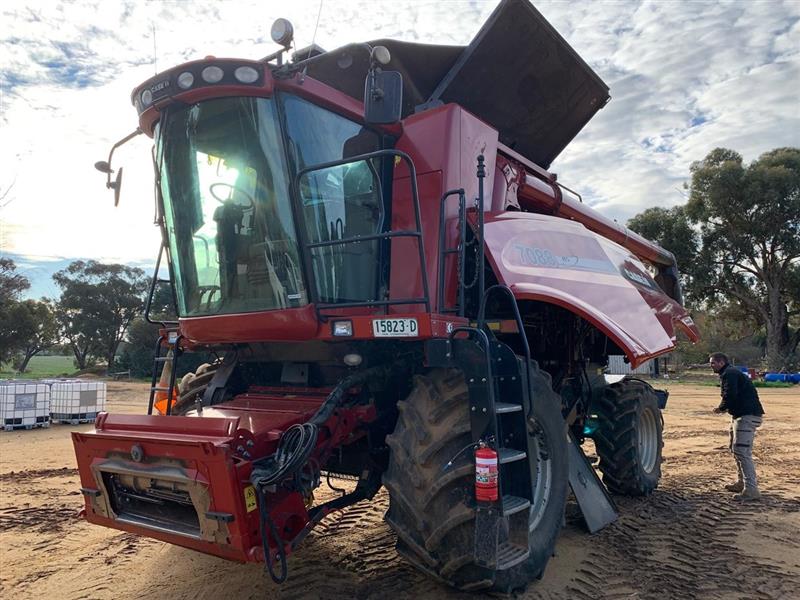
xmin=250 ymin=423 xmax=318 ymax=486
xmin=258 ymin=485 xmax=287 ymax=583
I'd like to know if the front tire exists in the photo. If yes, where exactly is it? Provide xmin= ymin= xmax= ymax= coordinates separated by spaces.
xmin=383 ymin=365 xmax=568 ymax=592
xmin=593 ymin=378 xmax=663 ymax=496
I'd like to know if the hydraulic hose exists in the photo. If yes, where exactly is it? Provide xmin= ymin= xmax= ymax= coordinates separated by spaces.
xmin=249 ymin=365 xmax=388 ymax=583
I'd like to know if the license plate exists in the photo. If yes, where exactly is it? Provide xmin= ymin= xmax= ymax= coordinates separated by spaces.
xmin=372 ymin=318 xmax=419 ymax=337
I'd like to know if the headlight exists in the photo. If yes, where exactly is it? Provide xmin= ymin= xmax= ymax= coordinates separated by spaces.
xmin=176 ymin=71 xmax=194 ymax=89
xmin=201 ymin=66 xmax=224 ymax=83
xmin=141 ymin=89 xmax=153 ymax=107
xmin=234 ymin=66 xmax=259 ymax=84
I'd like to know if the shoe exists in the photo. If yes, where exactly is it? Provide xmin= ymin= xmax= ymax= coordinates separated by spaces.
xmin=733 ymin=488 xmax=761 ymax=501
xmin=724 ymin=481 xmax=744 ymax=492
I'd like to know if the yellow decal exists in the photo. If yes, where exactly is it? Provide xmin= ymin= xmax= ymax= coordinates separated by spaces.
xmin=244 ymin=486 xmax=257 ymax=513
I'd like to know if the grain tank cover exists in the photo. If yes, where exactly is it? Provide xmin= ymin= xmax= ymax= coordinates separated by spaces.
xmin=302 ymin=0 xmax=609 ymax=168
xmin=427 ymin=0 xmax=610 ymax=167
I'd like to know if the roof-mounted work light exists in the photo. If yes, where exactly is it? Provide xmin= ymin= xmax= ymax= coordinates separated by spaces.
xmin=271 ymin=18 xmax=294 ymax=48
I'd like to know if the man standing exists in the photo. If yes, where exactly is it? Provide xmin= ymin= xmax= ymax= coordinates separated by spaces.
xmin=709 ymin=352 xmax=765 ymax=500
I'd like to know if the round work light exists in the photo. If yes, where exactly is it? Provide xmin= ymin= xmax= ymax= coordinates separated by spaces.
xmin=177 ymin=71 xmax=194 ymax=89
xmin=201 ymin=66 xmax=224 ymax=83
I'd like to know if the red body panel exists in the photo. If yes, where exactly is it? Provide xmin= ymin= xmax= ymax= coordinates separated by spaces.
xmin=72 ymin=388 xmax=376 ymax=563
xmin=479 ymin=211 xmax=699 ymax=366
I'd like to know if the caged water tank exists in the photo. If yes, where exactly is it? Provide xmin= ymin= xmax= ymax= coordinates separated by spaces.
xmin=49 ymin=380 xmax=107 ymax=424
xmin=0 ymin=381 xmax=51 ymax=431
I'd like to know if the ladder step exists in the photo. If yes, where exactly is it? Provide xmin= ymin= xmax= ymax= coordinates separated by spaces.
xmin=495 ymin=402 xmax=522 ymax=414
xmin=496 ymin=541 xmax=530 ymax=570
xmin=154 ymin=357 xmax=173 ymax=363
xmin=498 ymin=448 xmax=526 ymax=464
xmin=502 ymin=494 xmax=530 ymax=516
xmin=151 ymin=386 xmax=171 ymax=392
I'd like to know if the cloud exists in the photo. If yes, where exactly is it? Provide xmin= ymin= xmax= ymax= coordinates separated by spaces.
xmin=547 ymin=0 xmax=800 ymax=215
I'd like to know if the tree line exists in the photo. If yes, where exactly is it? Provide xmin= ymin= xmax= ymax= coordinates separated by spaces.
xmin=628 ymin=147 xmax=799 ymax=370
xmin=1 ymin=259 xmax=150 ymax=373
xmin=1 ymin=146 xmax=798 ymax=374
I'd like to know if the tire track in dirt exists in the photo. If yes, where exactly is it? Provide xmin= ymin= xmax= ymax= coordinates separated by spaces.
xmin=560 ymin=482 xmax=800 ymax=600
xmin=0 ymin=505 xmax=79 ymax=534
xmin=0 ymin=467 xmax=78 ymax=483
xmin=279 ymin=491 xmax=442 ymax=600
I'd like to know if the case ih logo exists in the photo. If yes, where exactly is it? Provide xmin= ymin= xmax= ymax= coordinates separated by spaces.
xmin=150 ymin=80 xmax=170 ymax=93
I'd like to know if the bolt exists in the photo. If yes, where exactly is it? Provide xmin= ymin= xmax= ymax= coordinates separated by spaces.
xmin=482 ymin=408 xmax=487 ymax=413
xmin=512 ymin=376 xmax=516 ymax=381
xmin=246 ymin=440 xmax=254 ymax=448
xmin=471 ymin=406 xmax=476 ymax=412
xmin=469 ymin=378 xmax=475 ymax=383
xmin=481 ymin=377 xmax=486 ymax=383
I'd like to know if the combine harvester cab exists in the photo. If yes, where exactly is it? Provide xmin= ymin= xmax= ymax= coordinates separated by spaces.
xmin=75 ymin=0 xmax=698 ymax=593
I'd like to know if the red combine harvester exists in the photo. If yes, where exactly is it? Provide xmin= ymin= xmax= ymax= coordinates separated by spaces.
xmin=78 ymin=0 xmax=699 ymax=592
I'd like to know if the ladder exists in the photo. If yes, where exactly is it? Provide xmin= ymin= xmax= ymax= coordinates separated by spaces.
xmin=447 ymin=284 xmax=536 ymax=570
xmin=147 ymin=331 xmax=182 ymax=416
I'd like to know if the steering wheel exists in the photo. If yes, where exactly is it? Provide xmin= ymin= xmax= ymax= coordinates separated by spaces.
xmin=209 ymin=182 xmax=255 ymax=210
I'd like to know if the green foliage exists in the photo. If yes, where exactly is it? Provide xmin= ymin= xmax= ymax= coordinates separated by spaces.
xmin=0 ymin=355 xmax=75 ymax=379
xmin=11 ymin=299 xmax=59 ymax=373
xmin=53 ymin=260 xmax=149 ymax=371
xmin=752 ymin=381 xmax=794 ymax=388
xmin=0 ymin=258 xmax=30 ymax=305
xmin=676 ymin=308 xmax=763 ymax=367
xmin=0 ymin=259 xmax=34 ymax=364
xmin=627 ymin=206 xmax=698 ymax=301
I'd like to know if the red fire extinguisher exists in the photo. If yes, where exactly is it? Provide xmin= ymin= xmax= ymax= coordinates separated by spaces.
xmin=475 ymin=442 xmax=498 ymax=502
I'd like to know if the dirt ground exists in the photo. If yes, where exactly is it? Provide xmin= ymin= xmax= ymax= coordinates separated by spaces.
xmin=1 ymin=381 xmax=798 ymax=600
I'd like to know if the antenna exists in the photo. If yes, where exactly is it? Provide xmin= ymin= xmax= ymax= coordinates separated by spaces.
xmin=308 ymin=0 xmax=324 ymax=60
xmin=152 ymin=23 xmax=158 ymax=74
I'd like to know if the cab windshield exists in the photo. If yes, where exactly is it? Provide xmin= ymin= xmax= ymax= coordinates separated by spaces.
xmin=157 ymin=97 xmax=306 ymax=316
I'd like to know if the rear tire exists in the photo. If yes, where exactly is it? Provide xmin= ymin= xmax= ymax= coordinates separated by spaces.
xmin=593 ymin=378 xmax=663 ymax=496
xmin=383 ymin=364 xmax=568 ymax=592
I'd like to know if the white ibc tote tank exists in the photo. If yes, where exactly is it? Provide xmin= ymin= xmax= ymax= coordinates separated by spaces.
xmin=0 ymin=380 xmax=51 ymax=431
xmin=49 ymin=380 xmax=107 ymax=424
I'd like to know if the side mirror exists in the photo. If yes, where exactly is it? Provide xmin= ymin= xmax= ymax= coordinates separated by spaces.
xmin=110 ymin=168 xmax=123 ymax=207
xmin=94 ymin=128 xmax=142 ymax=207
xmin=364 ymin=46 xmax=402 ymax=124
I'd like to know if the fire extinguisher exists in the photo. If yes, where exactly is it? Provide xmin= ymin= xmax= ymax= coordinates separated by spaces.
xmin=475 ymin=441 xmax=498 ymax=502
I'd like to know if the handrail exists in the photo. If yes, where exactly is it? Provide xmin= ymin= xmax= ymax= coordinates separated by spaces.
xmin=438 ymin=188 xmax=466 ymax=316
xmin=295 ymin=149 xmax=431 ymax=315
xmin=450 ymin=325 xmax=499 ymax=442
xmin=478 ymin=284 xmax=533 ymax=411
xmin=144 ymin=244 xmax=178 ymax=327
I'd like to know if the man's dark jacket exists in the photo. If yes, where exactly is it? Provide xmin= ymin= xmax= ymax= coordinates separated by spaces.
xmin=717 ymin=364 xmax=765 ymax=418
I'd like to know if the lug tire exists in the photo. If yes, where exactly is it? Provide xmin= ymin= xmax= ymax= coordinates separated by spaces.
xmin=383 ymin=364 xmax=568 ymax=592
xmin=593 ymin=378 xmax=663 ymax=496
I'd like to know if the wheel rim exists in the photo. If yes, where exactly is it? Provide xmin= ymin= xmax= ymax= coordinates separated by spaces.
xmin=529 ymin=421 xmax=553 ymax=530
xmin=638 ymin=406 xmax=659 ymax=473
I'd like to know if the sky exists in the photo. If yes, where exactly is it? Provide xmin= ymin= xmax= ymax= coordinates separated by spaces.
xmin=1 ymin=0 xmax=799 ymax=299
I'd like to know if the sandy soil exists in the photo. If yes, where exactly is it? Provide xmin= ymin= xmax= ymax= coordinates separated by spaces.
xmin=1 ymin=381 xmax=798 ymax=599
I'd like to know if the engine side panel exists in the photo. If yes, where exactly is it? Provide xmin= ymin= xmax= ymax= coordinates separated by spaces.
xmin=480 ymin=211 xmax=699 ymax=367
